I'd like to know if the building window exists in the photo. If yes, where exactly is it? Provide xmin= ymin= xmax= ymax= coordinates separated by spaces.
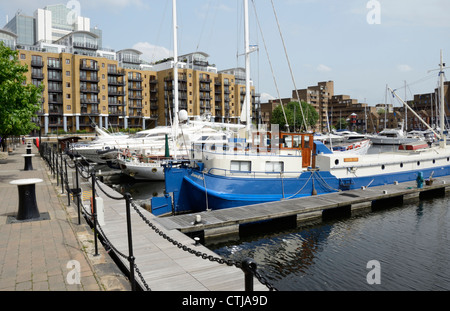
xmin=67 ymin=105 xmax=71 ymax=110
xmin=66 ymin=82 xmax=70 ymax=88
xmin=66 ymin=59 xmax=70 ymax=64
xmin=66 ymin=71 xmax=70 ymax=76
xmin=20 ymin=54 xmax=26 ymax=59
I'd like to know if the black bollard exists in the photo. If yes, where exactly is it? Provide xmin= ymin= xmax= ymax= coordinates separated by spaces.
xmin=10 ymin=179 xmax=43 ymax=221
xmin=23 ymin=155 xmax=34 ymax=171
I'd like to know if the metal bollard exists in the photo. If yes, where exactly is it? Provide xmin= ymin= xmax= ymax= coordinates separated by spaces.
xmin=241 ymin=258 xmax=257 ymax=291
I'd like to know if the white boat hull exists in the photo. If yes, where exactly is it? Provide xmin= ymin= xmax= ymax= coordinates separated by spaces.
xmin=118 ymin=158 xmax=165 ymax=181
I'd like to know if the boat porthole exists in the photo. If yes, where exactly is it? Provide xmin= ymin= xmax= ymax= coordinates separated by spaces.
xmin=447 ymin=157 xmax=449 ymax=162
xmin=335 ymin=159 xmax=339 ymax=165
xmin=433 ymin=159 xmax=436 ymax=164
xmin=400 ymin=163 xmax=403 ymax=168
xmin=381 ymin=165 xmax=385 ymax=170
xmin=417 ymin=161 xmax=421 ymax=166
xmin=152 ymin=192 xmax=158 ymax=197
xmin=152 ymin=168 xmax=157 ymax=173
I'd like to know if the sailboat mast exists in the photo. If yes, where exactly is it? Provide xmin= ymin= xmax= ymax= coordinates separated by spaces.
xmin=172 ymin=0 xmax=179 ymax=156
xmin=439 ymin=49 xmax=446 ymax=147
xmin=244 ymin=0 xmax=251 ymax=133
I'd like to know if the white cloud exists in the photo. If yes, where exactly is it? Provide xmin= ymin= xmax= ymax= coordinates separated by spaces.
xmin=132 ymin=42 xmax=172 ymax=63
xmin=397 ymin=64 xmax=413 ymax=72
xmin=317 ymin=64 xmax=332 ymax=72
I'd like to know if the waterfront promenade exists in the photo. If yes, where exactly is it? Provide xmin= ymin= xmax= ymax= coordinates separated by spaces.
xmin=0 ymin=143 xmax=130 ymax=291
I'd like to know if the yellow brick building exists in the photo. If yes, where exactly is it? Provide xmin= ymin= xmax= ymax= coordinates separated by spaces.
xmin=16 ymin=40 xmax=257 ymax=134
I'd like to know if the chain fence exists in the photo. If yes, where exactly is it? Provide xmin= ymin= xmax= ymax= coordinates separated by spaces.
xmin=41 ymin=143 xmax=278 ymax=291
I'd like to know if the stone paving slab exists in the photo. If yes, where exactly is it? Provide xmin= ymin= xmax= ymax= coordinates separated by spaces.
xmin=0 ymin=142 xmax=130 ymax=291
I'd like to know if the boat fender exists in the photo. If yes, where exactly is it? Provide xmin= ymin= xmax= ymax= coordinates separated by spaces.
xmin=416 ymin=172 xmax=424 ymax=189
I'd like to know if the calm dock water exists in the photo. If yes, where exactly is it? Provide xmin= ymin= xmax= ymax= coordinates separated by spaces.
xmin=210 ymin=195 xmax=450 ymax=291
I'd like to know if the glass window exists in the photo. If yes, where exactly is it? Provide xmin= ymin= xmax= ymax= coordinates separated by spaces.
xmin=230 ymin=161 xmax=251 ymax=172
xmin=265 ymin=161 xmax=284 ymax=173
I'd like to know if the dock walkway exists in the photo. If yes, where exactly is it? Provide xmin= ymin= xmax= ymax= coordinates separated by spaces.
xmin=75 ymin=170 xmax=268 ymax=291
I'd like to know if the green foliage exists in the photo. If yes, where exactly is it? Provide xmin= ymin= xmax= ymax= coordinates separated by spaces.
xmin=270 ymin=101 xmax=319 ymax=131
xmin=0 ymin=42 xmax=43 ymax=142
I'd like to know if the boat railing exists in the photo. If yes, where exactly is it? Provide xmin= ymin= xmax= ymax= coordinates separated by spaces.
xmin=207 ymin=167 xmax=303 ymax=178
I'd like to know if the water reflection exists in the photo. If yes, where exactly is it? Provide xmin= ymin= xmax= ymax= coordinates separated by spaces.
xmin=211 ymin=198 xmax=450 ymax=291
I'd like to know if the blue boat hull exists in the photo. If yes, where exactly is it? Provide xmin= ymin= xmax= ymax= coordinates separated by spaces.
xmin=150 ymin=162 xmax=450 ymax=216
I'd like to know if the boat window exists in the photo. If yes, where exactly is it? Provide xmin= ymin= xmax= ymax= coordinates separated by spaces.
xmin=304 ymin=136 xmax=310 ymax=148
xmin=265 ymin=161 xmax=284 ymax=173
xmin=284 ymin=136 xmax=293 ymax=148
xmin=230 ymin=161 xmax=251 ymax=172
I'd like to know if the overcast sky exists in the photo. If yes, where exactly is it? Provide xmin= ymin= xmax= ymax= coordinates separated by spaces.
xmin=1 ymin=0 xmax=449 ymax=107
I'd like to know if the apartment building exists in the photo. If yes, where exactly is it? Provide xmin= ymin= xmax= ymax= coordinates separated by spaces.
xmin=292 ymin=81 xmax=334 ymax=132
xmin=2 ymin=6 xmax=258 ymax=134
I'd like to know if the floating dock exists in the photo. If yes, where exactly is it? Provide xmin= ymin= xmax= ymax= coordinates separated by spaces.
xmin=155 ymin=176 xmax=450 ymax=241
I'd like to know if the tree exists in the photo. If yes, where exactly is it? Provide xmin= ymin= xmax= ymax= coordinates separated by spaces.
xmin=0 ymin=42 xmax=43 ymax=151
xmin=270 ymin=101 xmax=319 ymax=132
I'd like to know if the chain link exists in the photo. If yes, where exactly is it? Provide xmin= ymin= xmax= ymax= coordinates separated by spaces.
xmin=128 ymin=198 xmax=278 ymax=291
xmin=59 ymin=152 xmax=277 ymax=291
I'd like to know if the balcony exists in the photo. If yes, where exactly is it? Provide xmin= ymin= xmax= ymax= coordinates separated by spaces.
xmin=31 ymin=72 xmax=44 ymax=80
xmin=48 ymin=87 xmax=63 ymax=93
xmin=128 ymin=94 xmax=143 ymax=100
xmin=107 ymin=69 xmax=125 ymax=76
xmin=80 ymin=76 xmax=99 ymax=83
xmin=73 ymin=41 xmax=98 ymax=50
xmin=128 ymin=76 xmax=143 ymax=82
xmin=80 ymin=98 xmax=100 ymax=104
xmin=80 ymin=109 xmax=100 ymax=115
xmin=108 ymin=79 xmax=126 ymax=86
xmin=80 ymin=63 xmax=99 ymax=71
xmin=31 ymin=60 xmax=44 ymax=67
xmin=48 ymin=108 xmax=63 ymax=115
xmin=108 ymin=90 xmax=125 ymax=96
xmin=80 ymin=86 xmax=100 ymax=93
xmin=128 ymin=84 xmax=143 ymax=91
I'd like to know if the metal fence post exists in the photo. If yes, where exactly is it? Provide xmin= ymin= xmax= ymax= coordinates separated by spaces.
xmin=64 ymin=158 xmax=70 ymax=206
xmin=91 ymin=169 xmax=99 ymax=256
xmin=124 ymin=193 xmax=136 ymax=291
xmin=241 ymin=258 xmax=257 ymax=291
xmin=60 ymin=153 xmax=64 ymax=194
xmin=75 ymin=159 xmax=81 ymax=225
xmin=56 ymin=152 xmax=59 ymax=186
